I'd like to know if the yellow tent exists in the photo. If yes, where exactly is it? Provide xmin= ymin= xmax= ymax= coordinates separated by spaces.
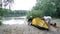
xmin=32 ymin=17 xmax=49 ymax=29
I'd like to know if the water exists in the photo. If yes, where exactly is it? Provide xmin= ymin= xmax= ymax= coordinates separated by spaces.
xmin=1 ymin=16 xmax=60 ymax=34
xmin=2 ymin=16 xmax=26 ymax=25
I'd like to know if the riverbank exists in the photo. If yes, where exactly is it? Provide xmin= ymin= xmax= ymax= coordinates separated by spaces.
xmin=0 ymin=19 xmax=60 ymax=34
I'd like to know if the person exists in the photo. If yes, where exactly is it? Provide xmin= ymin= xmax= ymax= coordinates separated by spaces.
xmin=43 ymin=16 xmax=59 ymax=29
xmin=43 ymin=16 xmax=52 ymax=24
xmin=43 ymin=16 xmax=52 ymax=30
xmin=28 ymin=16 xmax=33 ymax=25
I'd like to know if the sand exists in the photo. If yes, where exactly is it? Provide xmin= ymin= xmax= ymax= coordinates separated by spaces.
xmin=0 ymin=19 xmax=60 ymax=34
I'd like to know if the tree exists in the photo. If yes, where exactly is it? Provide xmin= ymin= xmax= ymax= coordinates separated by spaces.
xmin=0 ymin=8 xmax=9 ymax=25
xmin=3 ymin=0 xmax=14 ymax=10
xmin=32 ymin=0 xmax=60 ymax=18
xmin=0 ymin=8 xmax=8 ymax=17
xmin=0 ymin=0 xmax=2 ymax=8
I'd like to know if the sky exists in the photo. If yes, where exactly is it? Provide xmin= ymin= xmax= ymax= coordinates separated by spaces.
xmin=11 ymin=0 xmax=36 ymax=10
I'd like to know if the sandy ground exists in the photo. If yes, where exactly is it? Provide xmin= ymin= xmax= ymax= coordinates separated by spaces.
xmin=0 ymin=19 xmax=60 ymax=34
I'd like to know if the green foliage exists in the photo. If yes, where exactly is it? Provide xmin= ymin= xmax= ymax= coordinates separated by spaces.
xmin=26 ymin=10 xmax=44 ymax=19
xmin=0 ymin=8 xmax=27 ymax=18
xmin=31 ymin=0 xmax=60 ymax=18
xmin=0 ymin=21 xmax=2 ymax=25
xmin=7 ymin=10 xmax=27 ymax=17
xmin=0 ymin=8 xmax=8 ymax=17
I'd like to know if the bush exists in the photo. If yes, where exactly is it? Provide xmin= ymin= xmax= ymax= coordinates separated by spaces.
xmin=0 ymin=21 xmax=2 ymax=25
xmin=26 ymin=10 xmax=44 ymax=19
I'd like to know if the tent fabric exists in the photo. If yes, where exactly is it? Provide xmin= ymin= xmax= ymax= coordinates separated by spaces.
xmin=32 ymin=17 xmax=49 ymax=29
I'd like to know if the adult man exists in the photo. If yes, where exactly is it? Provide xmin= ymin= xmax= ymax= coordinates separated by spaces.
xmin=43 ymin=16 xmax=52 ymax=24
xmin=43 ymin=16 xmax=58 ymax=29
xmin=43 ymin=16 xmax=52 ymax=29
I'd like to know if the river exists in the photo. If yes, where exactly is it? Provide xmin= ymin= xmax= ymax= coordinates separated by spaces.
xmin=2 ymin=16 xmax=27 ymax=25
xmin=0 ymin=16 xmax=60 ymax=34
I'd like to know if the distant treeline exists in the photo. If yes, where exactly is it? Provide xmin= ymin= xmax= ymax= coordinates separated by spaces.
xmin=0 ymin=8 xmax=28 ymax=17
